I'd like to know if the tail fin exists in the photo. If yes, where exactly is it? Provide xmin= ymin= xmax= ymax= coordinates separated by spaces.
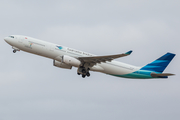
xmin=140 ymin=52 xmax=175 ymax=73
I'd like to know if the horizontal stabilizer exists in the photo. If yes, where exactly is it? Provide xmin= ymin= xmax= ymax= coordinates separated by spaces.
xmin=151 ymin=72 xmax=175 ymax=78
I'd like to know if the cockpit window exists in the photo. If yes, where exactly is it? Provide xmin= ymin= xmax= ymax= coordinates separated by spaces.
xmin=9 ymin=36 xmax=14 ymax=38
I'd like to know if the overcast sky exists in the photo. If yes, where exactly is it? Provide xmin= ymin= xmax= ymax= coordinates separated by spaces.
xmin=0 ymin=0 xmax=180 ymax=120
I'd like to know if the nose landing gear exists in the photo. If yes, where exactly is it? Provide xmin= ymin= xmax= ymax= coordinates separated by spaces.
xmin=13 ymin=50 xmax=16 ymax=53
xmin=12 ymin=47 xmax=20 ymax=53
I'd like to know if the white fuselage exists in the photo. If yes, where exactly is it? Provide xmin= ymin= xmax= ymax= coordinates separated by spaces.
xmin=4 ymin=35 xmax=140 ymax=77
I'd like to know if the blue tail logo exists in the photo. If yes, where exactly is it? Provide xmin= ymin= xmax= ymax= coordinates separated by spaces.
xmin=140 ymin=52 xmax=175 ymax=73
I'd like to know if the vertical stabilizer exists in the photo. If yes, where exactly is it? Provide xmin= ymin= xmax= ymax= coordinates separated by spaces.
xmin=140 ymin=53 xmax=175 ymax=73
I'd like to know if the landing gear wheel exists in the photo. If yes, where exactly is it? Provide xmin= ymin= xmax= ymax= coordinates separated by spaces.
xmin=86 ymin=72 xmax=90 ymax=77
xmin=82 ymin=75 xmax=86 ymax=78
xmin=77 ymin=72 xmax=80 ymax=75
xmin=13 ymin=50 xmax=16 ymax=53
xmin=82 ymin=69 xmax=86 ymax=73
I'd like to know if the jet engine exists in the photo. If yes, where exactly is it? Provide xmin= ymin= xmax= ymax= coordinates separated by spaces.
xmin=63 ymin=55 xmax=81 ymax=67
xmin=53 ymin=60 xmax=72 ymax=69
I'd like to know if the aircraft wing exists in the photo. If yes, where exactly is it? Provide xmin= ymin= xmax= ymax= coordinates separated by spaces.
xmin=78 ymin=50 xmax=132 ymax=66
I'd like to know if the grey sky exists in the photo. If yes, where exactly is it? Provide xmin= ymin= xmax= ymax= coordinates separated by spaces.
xmin=0 ymin=0 xmax=179 ymax=120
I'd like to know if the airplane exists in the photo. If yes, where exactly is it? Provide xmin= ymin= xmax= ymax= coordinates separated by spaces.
xmin=4 ymin=35 xmax=176 ymax=79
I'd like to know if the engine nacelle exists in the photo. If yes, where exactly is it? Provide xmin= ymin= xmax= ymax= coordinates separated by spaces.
xmin=53 ymin=60 xmax=72 ymax=69
xmin=63 ymin=55 xmax=81 ymax=67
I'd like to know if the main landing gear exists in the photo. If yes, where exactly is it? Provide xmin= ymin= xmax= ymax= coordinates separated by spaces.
xmin=77 ymin=66 xmax=90 ymax=78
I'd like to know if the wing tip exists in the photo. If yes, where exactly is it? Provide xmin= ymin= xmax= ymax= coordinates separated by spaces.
xmin=125 ymin=50 xmax=133 ymax=55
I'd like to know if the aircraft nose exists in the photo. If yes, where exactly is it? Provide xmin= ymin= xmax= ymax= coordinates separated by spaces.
xmin=4 ymin=37 xmax=8 ymax=42
xmin=4 ymin=36 xmax=12 ymax=43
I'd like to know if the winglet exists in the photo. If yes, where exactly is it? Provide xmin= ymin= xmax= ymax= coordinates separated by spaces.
xmin=125 ymin=50 xmax=133 ymax=55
